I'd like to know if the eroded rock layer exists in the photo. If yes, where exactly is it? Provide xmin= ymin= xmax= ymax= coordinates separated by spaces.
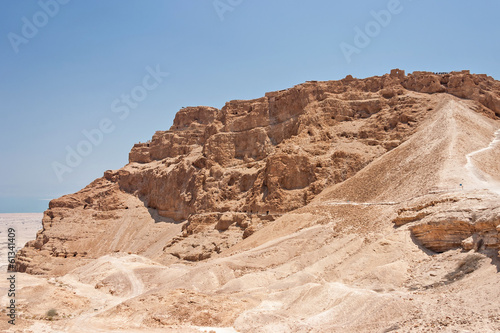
xmin=16 ymin=70 xmax=500 ymax=274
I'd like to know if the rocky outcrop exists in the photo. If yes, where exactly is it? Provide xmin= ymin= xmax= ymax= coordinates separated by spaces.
xmin=115 ymin=78 xmax=439 ymax=224
xmin=411 ymin=218 xmax=499 ymax=253
xmin=17 ymin=70 xmax=500 ymax=274
xmin=393 ymin=194 xmax=500 ymax=254
xmin=401 ymin=70 xmax=500 ymax=116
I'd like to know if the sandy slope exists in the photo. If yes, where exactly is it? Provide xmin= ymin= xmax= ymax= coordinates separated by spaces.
xmin=466 ymin=129 xmax=500 ymax=194
xmin=4 ymin=98 xmax=500 ymax=332
xmin=316 ymin=97 xmax=499 ymax=203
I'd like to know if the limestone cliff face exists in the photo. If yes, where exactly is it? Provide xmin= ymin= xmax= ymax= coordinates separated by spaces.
xmin=123 ymin=70 xmax=500 ymax=221
xmin=402 ymin=70 xmax=500 ymax=115
xmin=393 ymin=195 xmax=500 ymax=253
xmin=16 ymin=70 xmax=500 ymax=275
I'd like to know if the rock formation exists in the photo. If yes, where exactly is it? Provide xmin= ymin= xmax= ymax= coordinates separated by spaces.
xmin=16 ymin=70 xmax=500 ymax=275
xmin=9 ymin=69 xmax=500 ymax=332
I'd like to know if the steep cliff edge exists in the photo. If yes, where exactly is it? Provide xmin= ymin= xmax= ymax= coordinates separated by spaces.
xmin=16 ymin=70 xmax=500 ymax=275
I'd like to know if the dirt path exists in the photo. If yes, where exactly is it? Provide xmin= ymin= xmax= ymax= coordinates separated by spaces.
xmin=109 ymin=256 xmax=145 ymax=297
xmin=323 ymin=201 xmax=399 ymax=206
xmin=59 ymin=256 xmax=146 ymax=332
xmin=465 ymin=129 xmax=500 ymax=195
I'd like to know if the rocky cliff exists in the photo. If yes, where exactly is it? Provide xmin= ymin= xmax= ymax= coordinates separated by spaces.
xmin=10 ymin=70 xmax=500 ymax=333
xmin=16 ymin=69 xmax=500 ymax=275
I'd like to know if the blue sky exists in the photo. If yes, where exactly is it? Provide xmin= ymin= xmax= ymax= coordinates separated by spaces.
xmin=0 ymin=0 xmax=499 ymax=213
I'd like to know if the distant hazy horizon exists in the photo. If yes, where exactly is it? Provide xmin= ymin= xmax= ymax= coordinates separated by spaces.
xmin=0 ymin=199 xmax=49 ymax=214
xmin=0 ymin=213 xmax=42 ymax=272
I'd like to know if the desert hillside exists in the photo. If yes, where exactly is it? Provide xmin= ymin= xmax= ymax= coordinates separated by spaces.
xmin=5 ymin=69 xmax=500 ymax=332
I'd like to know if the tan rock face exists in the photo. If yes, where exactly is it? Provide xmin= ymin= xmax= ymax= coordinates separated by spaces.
xmin=11 ymin=70 xmax=500 ymax=333
xmin=391 ymin=192 xmax=500 ymax=254
xmin=402 ymin=70 xmax=500 ymax=116
xmin=16 ymin=70 xmax=500 ymax=275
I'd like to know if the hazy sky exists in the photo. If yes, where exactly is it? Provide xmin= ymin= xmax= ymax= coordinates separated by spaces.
xmin=1 ymin=0 xmax=499 ymax=213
